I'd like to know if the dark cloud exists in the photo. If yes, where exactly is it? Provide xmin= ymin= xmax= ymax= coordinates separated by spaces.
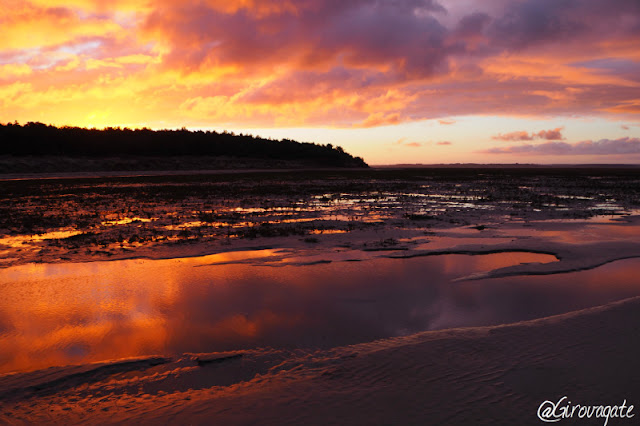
xmin=489 ymin=1 xmax=586 ymax=49
xmin=487 ymin=0 xmax=640 ymax=49
xmin=145 ymin=0 xmax=452 ymax=79
xmin=454 ymin=12 xmax=491 ymax=39
xmin=137 ymin=0 xmax=640 ymax=124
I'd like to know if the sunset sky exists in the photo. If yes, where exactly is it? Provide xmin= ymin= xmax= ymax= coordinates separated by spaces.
xmin=1 ymin=0 xmax=640 ymax=164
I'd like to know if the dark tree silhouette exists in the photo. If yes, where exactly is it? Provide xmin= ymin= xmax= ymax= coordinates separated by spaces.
xmin=0 ymin=122 xmax=368 ymax=168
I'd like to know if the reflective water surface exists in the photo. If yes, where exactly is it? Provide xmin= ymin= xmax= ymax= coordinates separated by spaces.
xmin=1 ymin=251 xmax=639 ymax=374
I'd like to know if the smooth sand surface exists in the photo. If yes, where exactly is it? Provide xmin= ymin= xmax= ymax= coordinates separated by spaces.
xmin=1 ymin=296 xmax=639 ymax=425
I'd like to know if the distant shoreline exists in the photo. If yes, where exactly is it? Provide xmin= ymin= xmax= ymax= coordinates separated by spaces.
xmin=373 ymin=163 xmax=640 ymax=168
xmin=2 ymin=160 xmax=640 ymax=181
xmin=0 ymin=166 xmax=369 ymax=182
xmin=0 ymin=154 xmax=366 ymax=177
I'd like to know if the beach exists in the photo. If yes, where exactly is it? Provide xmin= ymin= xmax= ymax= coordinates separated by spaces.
xmin=1 ymin=168 xmax=640 ymax=425
xmin=1 ymin=296 xmax=638 ymax=425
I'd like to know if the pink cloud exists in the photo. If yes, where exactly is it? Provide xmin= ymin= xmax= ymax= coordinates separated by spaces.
xmin=482 ymin=137 xmax=640 ymax=155
xmin=492 ymin=127 xmax=564 ymax=142
xmin=492 ymin=131 xmax=534 ymax=142
xmin=144 ymin=0 xmax=453 ymax=80
xmin=393 ymin=137 xmax=423 ymax=148
xmin=536 ymin=128 xmax=564 ymax=140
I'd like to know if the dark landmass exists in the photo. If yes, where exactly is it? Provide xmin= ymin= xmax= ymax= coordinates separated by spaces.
xmin=375 ymin=163 xmax=640 ymax=168
xmin=0 ymin=122 xmax=368 ymax=173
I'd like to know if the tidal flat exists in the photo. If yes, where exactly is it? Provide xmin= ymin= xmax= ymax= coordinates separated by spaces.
xmin=1 ymin=167 xmax=640 ymax=425
xmin=1 ymin=167 xmax=639 ymax=267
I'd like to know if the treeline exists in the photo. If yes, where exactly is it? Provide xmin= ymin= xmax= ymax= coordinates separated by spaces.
xmin=0 ymin=122 xmax=368 ymax=168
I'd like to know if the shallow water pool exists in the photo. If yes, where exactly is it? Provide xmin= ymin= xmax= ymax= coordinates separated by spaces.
xmin=1 ymin=250 xmax=639 ymax=374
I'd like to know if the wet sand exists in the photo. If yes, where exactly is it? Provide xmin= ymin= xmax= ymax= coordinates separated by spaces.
xmin=1 ymin=296 xmax=639 ymax=425
xmin=1 ymin=168 xmax=640 ymax=424
xmin=2 ymin=167 xmax=639 ymax=269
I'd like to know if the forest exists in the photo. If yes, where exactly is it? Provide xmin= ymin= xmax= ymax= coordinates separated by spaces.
xmin=0 ymin=122 xmax=368 ymax=168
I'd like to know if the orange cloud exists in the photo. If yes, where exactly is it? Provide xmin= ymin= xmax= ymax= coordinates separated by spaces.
xmin=0 ymin=3 xmax=123 ymax=51
xmin=0 ymin=0 xmax=639 ymax=131
xmin=0 ymin=64 xmax=32 ymax=79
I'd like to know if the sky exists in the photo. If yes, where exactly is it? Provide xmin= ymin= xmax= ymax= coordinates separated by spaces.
xmin=1 ymin=0 xmax=640 ymax=165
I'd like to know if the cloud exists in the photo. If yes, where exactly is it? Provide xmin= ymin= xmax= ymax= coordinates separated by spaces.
xmin=492 ymin=131 xmax=534 ymax=142
xmin=143 ymin=0 xmax=453 ymax=81
xmin=453 ymin=12 xmax=491 ymax=40
xmin=393 ymin=137 xmax=423 ymax=148
xmin=487 ymin=0 xmax=640 ymax=50
xmin=492 ymin=127 xmax=564 ymax=142
xmin=0 ymin=3 xmax=123 ymax=51
xmin=1 ymin=0 xmax=640 ymax=129
xmin=0 ymin=64 xmax=32 ymax=79
xmin=482 ymin=137 xmax=640 ymax=155
xmin=536 ymin=128 xmax=564 ymax=140
xmin=356 ymin=112 xmax=403 ymax=128
xmin=437 ymin=119 xmax=456 ymax=125
xmin=393 ymin=139 xmax=450 ymax=148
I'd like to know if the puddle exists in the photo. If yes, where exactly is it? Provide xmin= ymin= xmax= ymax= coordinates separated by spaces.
xmin=101 ymin=217 xmax=152 ymax=226
xmin=413 ymin=237 xmax=516 ymax=250
xmin=1 ymin=250 xmax=638 ymax=374
xmin=0 ymin=229 xmax=83 ymax=248
xmin=496 ymin=222 xmax=640 ymax=244
xmin=309 ymin=229 xmax=349 ymax=235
